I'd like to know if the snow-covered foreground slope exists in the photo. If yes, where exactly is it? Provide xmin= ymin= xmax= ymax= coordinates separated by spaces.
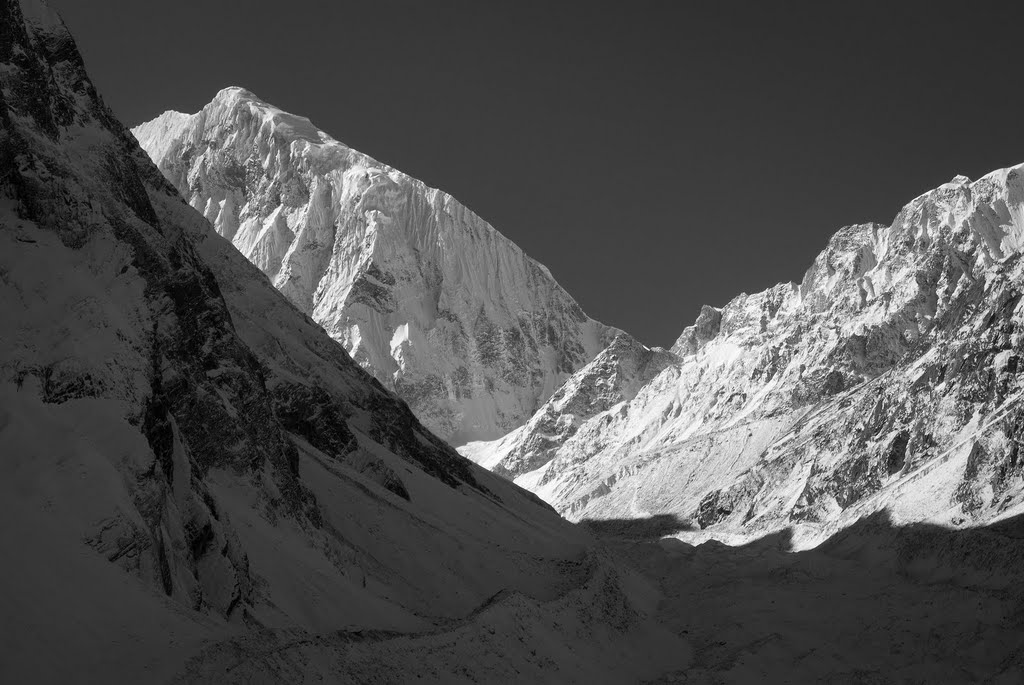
xmin=467 ymin=165 xmax=1024 ymax=543
xmin=0 ymin=2 xmax=683 ymax=681
xmin=132 ymin=89 xmax=616 ymax=445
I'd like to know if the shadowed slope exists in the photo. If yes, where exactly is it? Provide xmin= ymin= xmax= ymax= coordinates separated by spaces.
xmin=0 ymin=2 xmax=689 ymax=682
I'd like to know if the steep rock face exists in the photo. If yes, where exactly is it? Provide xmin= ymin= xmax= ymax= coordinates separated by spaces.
xmin=0 ymin=3 xmax=640 ymax=675
xmin=132 ymin=92 xmax=617 ymax=444
xmin=467 ymin=167 xmax=1024 ymax=544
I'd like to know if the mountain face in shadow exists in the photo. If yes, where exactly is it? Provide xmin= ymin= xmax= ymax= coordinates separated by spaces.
xmin=0 ymin=2 xmax=688 ymax=682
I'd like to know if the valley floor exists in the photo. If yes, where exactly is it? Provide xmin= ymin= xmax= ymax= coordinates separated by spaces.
xmin=595 ymin=513 xmax=1024 ymax=684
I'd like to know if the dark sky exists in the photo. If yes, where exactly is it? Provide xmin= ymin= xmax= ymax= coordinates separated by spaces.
xmin=52 ymin=1 xmax=1024 ymax=347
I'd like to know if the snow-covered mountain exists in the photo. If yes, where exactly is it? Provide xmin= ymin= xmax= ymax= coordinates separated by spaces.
xmin=0 ymin=2 xmax=686 ymax=681
xmin=132 ymin=92 xmax=617 ymax=445
xmin=461 ymin=332 xmax=677 ymax=479
xmin=466 ymin=167 xmax=1024 ymax=546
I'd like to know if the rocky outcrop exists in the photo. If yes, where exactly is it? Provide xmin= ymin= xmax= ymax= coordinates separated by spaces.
xmin=133 ymin=91 xmax=617 ymax=444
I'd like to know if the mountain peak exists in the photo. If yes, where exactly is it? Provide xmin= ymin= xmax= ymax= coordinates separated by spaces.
xmin=213 ymin=85 xmax=261 ymax=102
xmin=938 ymin=173 xmax=972 ymax=190
xmin=133 ymin=88 xmax=619 ymax=444
xmin=203 ymin=86 xmax=327 ymax=144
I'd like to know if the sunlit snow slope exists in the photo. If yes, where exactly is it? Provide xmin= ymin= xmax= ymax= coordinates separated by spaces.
xmin=133 ymin=93 xmax=617 ymax=445
xmin=467 ymin=168 xmax=1024 ymax=545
